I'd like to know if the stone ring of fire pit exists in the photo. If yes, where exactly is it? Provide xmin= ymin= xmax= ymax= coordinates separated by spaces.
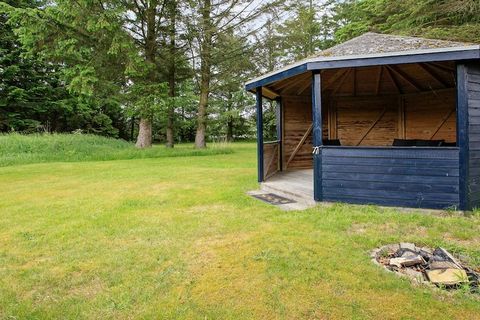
xmin=371 ymin=243 xmax=479 ymax=293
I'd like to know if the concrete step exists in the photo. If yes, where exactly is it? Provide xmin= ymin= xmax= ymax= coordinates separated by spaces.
xmin=261 ymin=183 xmax=316 ymax=206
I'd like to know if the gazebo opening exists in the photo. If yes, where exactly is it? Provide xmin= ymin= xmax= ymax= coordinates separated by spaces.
xmin=247 ymin=33 xmax=480 ymax=210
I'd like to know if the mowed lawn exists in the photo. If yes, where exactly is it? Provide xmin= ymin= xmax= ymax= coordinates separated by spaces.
xmin=1 ymin=140 xmax=480 ymax=319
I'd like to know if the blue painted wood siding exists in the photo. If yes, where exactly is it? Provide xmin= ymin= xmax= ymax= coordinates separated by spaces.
xmin=466 ymin=63 xmax=480 ymax=208
xmin=321 ymin=147 xmax=459 ymax=209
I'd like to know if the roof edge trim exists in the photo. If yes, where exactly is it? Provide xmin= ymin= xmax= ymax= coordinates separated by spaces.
xmin=245 ymin=45 xmax=480 ymax=90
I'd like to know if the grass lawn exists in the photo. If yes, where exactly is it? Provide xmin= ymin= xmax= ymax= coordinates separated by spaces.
xmin=0 ymin=137 xmax=479 ymax=319
xmin=0 ymin=133 xmax=233 ymax=167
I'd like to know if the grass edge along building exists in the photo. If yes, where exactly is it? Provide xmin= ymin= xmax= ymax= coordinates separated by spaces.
xmin=245 ymin=32 xmax=480 ymax=210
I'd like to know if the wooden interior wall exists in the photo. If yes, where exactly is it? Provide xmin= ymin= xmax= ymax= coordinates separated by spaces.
xmin=279 ymin=63 xmax=457 ymax=169
xmin=282 ymin=95 xmax=328 ymax=169
xmin=263 ymin=142 xmax=279 ymax=179
xmin=282 ymin=90 xmax=456 ymax=169
xmin=404 ymin=90 xmax=456 ymax=142
xmin=330 ymin=89 xmax=456 ymax=146
xmin=332 ymin=95 xmax=398 ymax=146
xmin=283 ymin=96 xmax=312 ymax=169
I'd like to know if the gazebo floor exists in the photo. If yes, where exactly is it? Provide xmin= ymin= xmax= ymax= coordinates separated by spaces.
xmin=261 ymin=169 xmax=315 ymax=206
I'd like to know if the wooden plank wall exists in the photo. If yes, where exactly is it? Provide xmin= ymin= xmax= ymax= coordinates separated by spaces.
xmin=283 ymin=96 xmax=314 ymax=169
xmin=282 ymin=90 xmax=457 ymax=169
xmin=466 ymin=64 xmax=480 ymax=207
xmin=333 ymin=95 xmax=398 ymax=146
xmin=331 ymin=90 xmax=456 ymax=146
xmin=404 ymin=90 xmax=456 ymax=142
xmin=263 ymin=142 xmax=279 ymax=180
xmin=283 ymin=89 xmax=456 ymax=168
xmin=321 ymin=147 xmax=459 ymax=209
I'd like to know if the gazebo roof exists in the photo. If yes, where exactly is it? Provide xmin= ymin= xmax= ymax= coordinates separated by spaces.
xmin=245 ymin=32 xmax=480 ymax=91
xmin=316 ymin=32 xmax=470 ymax=58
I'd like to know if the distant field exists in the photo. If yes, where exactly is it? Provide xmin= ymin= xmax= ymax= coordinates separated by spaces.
xmin=0 ymin=133 xmax=233 ymax=167
xmin=0 ymin=135 xmax=479 ymax=319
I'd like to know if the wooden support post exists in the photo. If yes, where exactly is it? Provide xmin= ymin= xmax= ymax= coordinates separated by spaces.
xmin=457 ymin=64 xmax=469 ymax=210
xmin=275 ymin=97 xmax=283 ymax=171
xmin=256 ymin=87 xmax=264 ymax=182
xmin=312 ymin=71 xmax=323 ymax=201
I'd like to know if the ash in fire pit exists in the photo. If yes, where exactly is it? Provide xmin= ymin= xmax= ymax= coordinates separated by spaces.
xmin=372 ymin=243 xmax=479 ymax=293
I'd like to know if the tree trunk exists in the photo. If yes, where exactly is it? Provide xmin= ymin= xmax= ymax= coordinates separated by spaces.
xmin=166 ymin=0 xmax=176 ymax=148
xmin=166 ymin=107 xmax=175 ymax=147
xmin=130 ymin=116 xmax=135 ymax=141
xmin=226 ymin=119 xmax=233 ymax=142
xmin=195 ymin=84 xmax=209 ymax=148
xmin=226 ymin=93 xmax=233 ymax=142
xmin=136 ymin=118 xmax=152 ymax=148
xmin=135 ymin=0 xmax=158 ymax=149
xmin=194 ymin=0 xmax=212 ymax=149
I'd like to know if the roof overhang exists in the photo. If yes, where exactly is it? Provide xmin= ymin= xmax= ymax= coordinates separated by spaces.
xmin=245 ymin=45 xmax=480 ymax=92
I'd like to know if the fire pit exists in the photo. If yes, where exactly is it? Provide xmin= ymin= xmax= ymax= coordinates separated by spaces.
xmin=371 ymin=243 xmax=479 ymax=293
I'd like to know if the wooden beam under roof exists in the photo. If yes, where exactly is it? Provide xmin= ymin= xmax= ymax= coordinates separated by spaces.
xmin=273 ymin=72 xmax=311 ymax=92
xmin=387 ymin=65 xmax=423 ymax=91
xmin=296 ymin=79 xmax=312 ymax=95
xmin=428 ymin=61 xmax=455 ymax=73
xmin=323 ymin=68 xmax=349 ymax=90
xmin=245 ymin=47 xmax=479 ymax=91
xmin=353 ymin=68 xmax=357 ymax=96
xmin=385 ymin=67 xmax=403 ymax=94
xmin=375 ymin=66 xmax=383 ymax=95
xmin=332 ymin=68 xmax=352 ymax=95
xmin=427 ymin=62 xmax=456 ymax=85
xmin=418 ymin=63 xmax=450 ymax=88
xmin=262 ymin=86 xmax=280 ymax=99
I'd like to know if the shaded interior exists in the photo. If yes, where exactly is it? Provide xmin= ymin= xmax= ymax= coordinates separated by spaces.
xmin=259 ymin=61 xmax=457 ymax=172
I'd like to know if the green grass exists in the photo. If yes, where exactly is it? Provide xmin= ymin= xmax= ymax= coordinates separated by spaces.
xmin=0 ymin=133 xmax=233 ymax=167
xmin=0 ymin=136 xmax=479 ymax=319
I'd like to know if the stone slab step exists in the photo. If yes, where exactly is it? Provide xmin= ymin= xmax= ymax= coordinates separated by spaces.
xmin=261 ymin=183 xmax=316 ymax=206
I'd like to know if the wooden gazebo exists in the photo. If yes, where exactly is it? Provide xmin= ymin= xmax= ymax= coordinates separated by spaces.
xmin=246 ymin=33 xmax=480 ymax=210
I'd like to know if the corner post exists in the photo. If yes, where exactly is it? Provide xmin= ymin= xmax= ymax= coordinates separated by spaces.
xmin=457 ymin=64 xmax=469 ymax=210
xmin=275 ymin=97 xmax=283 ymax=171
xmin=312 ymin=71 xmax=323 ymax=201
xmin=256 ymin=87 xmax=264 ymax=182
